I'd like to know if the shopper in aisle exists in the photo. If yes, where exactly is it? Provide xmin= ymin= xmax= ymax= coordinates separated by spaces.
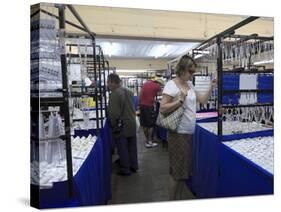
xmin=107 ymin=73 xmax=138 ymax=176
xmin=139 ymin=77 xmax=163 ymax=148
xmin=159 ymin=54 xmax=216 ymax=200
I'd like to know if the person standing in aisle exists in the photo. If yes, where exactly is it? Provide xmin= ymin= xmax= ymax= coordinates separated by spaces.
xmin=159 ymin=55 xmax=216 ymax=200
xmin=107 ymin=73 xmax=138 ymax=176
xmin=139 ymin=77 xmax=163 ymax=148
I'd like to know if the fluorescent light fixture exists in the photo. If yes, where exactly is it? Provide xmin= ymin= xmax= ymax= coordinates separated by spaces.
xmin=149 ymin=44 xmax=170 ymax=58
xmin=116 ymin=69 xmax=149 ymax=73
xmin=194 ymin=50 xmax=210 ymax=59
xmin=194 ymin=54 xmax=204 ymax=59
xmin=193 ymin=50 xmax=210 ymax=54
xmin=119 ymin=75 xmax=138 ymax=78
xmin=100 ymin=42 xmax=122 ymax=57
xmin=253 ymin=59 xmax=274 ymax=65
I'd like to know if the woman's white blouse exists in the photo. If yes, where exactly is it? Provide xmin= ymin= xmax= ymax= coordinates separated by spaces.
xmin=162 ymin=80 xmax=197 ymax=134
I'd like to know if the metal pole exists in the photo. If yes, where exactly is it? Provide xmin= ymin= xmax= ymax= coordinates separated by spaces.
xmin=217 ymin=36 xmax=223 ymax=137
xmin=195 ymin=16 xmax=259 ymax=50
xmin=105 ymin=61 xmax=110 ymax=112
xmin=92 ymin=39 xmax=100 ymax=131
xmin=97 ymin=48 xmax=103 ymax=128
xmin=67 ymin=5 xmax=96 ymax=39
xmin=40 ymin=9 xmax=88 ymax=33
xmin=101 ymin=53 xmax=107 ymax=118
xmin=58 ymin=4 xmax=74 ymax=198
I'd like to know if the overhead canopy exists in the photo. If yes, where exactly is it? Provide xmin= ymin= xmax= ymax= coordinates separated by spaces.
xmin=32 ymin=3 xmax=273 ymax=71
xmin=36 ymin=3 xmax=273 ymax=42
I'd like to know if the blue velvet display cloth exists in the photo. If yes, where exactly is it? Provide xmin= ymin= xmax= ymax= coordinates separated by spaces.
xmin=156 ymin=126 xmax=168 ymax=141
xmin=258 ymin=74 xmax=273 ymax=103
xmin=257 ymin=74 xmax=273 ymax=90
xmin=222 ymin=94 xmax=240 ymax=105
xmin=197 ymin=117 xmax=218 ymax=123
xmin=223 ymin=74 xmax=240 ymax=90
xmin=74 ymin=128 xmax=97 ymax=137
xmin=192 ymin=125 xmax=220 ymax=198
xmin=217 ymin=142 xmax=273 ymax=197
xmin=221 ymin=73 xmax=274 ymax=104
xmin=133 ymin=96 xmax=139 ymax=111
xmin=39 ymin=122 xmax=112 ymax=208
xmin=191 ymin=123 xmax=273 ymax=198
xmin=222 ymin=74 xmax=240 ymax=105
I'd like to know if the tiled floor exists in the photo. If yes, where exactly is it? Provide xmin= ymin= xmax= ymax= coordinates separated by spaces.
xmin=108 ymin=129 xmax=195 ymax=205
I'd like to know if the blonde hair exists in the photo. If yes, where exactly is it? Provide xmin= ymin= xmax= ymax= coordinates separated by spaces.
xmin=175 ymin=54 xmax=197 ymax=77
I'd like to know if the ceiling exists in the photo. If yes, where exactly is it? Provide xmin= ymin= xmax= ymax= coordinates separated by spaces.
xmin=37 ymin=3 xmax=273 ymax=42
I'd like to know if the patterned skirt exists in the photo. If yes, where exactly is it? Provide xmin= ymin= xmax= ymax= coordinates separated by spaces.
xmin=167 ymin=131 xmax=193 ymax=180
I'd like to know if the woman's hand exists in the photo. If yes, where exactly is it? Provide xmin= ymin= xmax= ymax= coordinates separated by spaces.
xmin=211 ymin=79 xmax=217 ymax=88
xmin=179 ymin=88 xmax=188 ymax=102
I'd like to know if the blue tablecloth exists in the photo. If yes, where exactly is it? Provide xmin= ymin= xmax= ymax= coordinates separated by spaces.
xmin=74 ymin=128 xmax=97 ymax=137
xmin=133 ymin=96 xmax=138 ymax=111
xmin=191 ymin=123 xmax=273 ymax=198
xmin=74 ymin=137 xmax=106 ymax=206
xmin=217 ymin=143 xmax=273 ymax=197
xmin=39 ymin=123 xmax=112 ymax=208
xmin=156 ymin=126 xmax=168 ymax=141
xmin=192 ymin=125 xmax=220 ymax=198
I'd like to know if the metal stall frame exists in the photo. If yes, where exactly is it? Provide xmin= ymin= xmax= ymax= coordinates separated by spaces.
xmin=192 ymin=16 xmax=273 ymax=137
xmin=31 ymin=4 xmax=110 ymax=206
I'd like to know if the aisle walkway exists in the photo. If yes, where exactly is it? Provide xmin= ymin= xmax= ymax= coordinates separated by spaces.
xmin=109 ymin=129 xmax=195 ymax=205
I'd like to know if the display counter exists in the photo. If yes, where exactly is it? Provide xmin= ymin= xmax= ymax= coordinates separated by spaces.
xmin=37 ymin=122 xmax=112 ymax=208
xmin=192 ymin=122 xmax=273 ymax=198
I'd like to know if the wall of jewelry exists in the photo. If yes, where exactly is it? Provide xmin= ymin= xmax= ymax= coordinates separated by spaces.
xmin=193 ymin=32 xmax=274 ymax=135
xmin=121 ymin=77 xmax=140 ymax=96
xmin=211 ymin=34 xmax=273 ymax=177
xmin=65 ymin=39 xmax=109 ymax=132
xmin=219 ymin=34 xmax=274 ymax=135
xmin=31 ymin=6 xmax=62 ymax=98
xmin=31 ymin=5 xmax=115 ymax=208
xmin=193 ymin=55 xmax=218 ymax=111
xmin=31 ymin=4 xmax=75 ymax=200
xmin=121 ymin=73 xmax=154 ymax=97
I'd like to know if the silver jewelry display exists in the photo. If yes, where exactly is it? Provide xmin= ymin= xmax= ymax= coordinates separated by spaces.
xmin=223 ymin=136 xmax=273 ymax=174
xmin=31 ymin=135 xmax=97 ymax=188
xmin=198 ymin=121 xmax=272 ymax=135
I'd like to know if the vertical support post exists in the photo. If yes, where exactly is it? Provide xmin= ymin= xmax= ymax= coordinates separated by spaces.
xmin=97 ymin=50 xmax=103 ymax=127
xmin=101 ymin=55 xmax=107 ymax=117
xmin=58 ymin=4 xmax=74 ymax=197
xmin=217 ymin=36 xmax=223 ymax=137
xmin=136 ymin=78 xmax=139 ymax=97
xmin=104 ymin=61 xmax=110 ymax=113
xmin=92 ymin=39 xmax=100 ymax=131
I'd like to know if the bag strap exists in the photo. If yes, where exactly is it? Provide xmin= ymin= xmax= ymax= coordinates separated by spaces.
xmin=173 ymin=79 xmax=186 ymax=95
xmin=172 ymin=79 xmax=189 ymax=110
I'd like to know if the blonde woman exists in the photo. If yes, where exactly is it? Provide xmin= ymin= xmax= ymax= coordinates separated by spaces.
xmin=160 ymin=55 xmax=216 ymax=200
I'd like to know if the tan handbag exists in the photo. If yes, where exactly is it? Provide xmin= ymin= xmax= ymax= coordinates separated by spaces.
xmin=156 ymin=80 xmax=186 ymax=132
xmin=156 ymin=105 xmax=184 ymax=131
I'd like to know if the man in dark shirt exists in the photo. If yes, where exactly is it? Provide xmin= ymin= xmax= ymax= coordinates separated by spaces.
xmin=107 ymin=73 xmax=138 ymax=176
xmin=139 ymin=77 xmax=163 ymax=148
